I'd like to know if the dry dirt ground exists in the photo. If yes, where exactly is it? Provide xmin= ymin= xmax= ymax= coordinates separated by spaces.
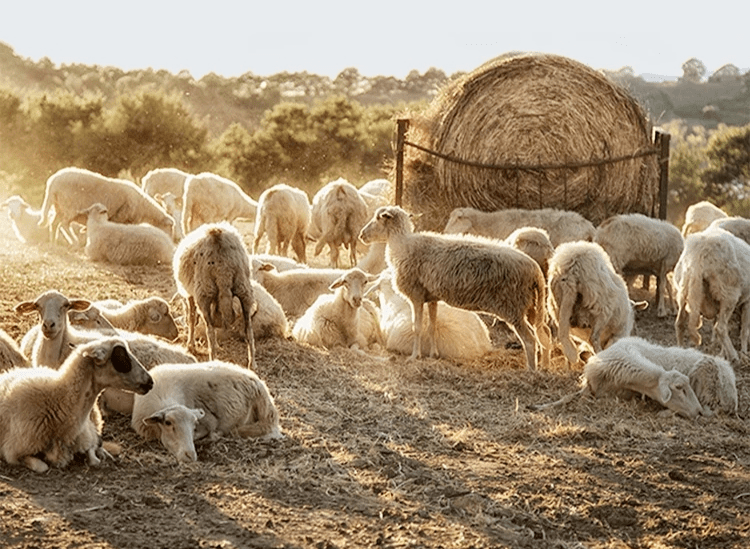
xmin=0 ymin=214 xmax=749 ymax=549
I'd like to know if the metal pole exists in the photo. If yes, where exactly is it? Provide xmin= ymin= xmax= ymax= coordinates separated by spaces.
xmin=395 ymin=119 xmax=409 ymax=207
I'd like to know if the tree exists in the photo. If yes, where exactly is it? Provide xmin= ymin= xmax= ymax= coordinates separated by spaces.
xmin=708 ymin=64 xmax=741 ymax=83
xmin=701 ymin=124 xmax=750 ymax=211
xmin=681 ymin=58 xmax=707 ymax=83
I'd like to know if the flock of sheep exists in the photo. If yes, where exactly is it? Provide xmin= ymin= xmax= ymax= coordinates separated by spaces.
xmin=0 ymin=167 xmax=742 ymax=473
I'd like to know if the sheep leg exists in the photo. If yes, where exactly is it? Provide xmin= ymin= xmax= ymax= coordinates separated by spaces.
xmin=555 ymin=285 xmax=582 ymax=367
xmin=714 ymin=303 xmax=739 ymax=362
xmin=22 ymin=455 xmax=50 ymax=473
xmin=196 ymin=295 xmax=218 ymax=360
xmin=291 ymin=233 xmax=307 ymax=264
xmin=675 ymin=303 xmax=691 ymax=347
xmin=186 ymin=296 xmax=198 ymax=354
xmin=741 ymin=302 xmax=750 ymax=354
xmin=533 ymin=317 xmax=553 ymax=370
xmin=427 ymin=301 xmax=439 ymax=358
xmin=656 ymin=271 xmax=668 ymax=318
xmin=237 ymin=290 xmax=257 ymax=369
xmin=512 ymin=319 xmax=538 ymax=371
xmin=409 ymin=299 xmax=425 ymax=360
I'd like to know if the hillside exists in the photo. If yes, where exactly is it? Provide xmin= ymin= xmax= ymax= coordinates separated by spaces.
xmin=2 ymin=42 xmax=749 ymax=136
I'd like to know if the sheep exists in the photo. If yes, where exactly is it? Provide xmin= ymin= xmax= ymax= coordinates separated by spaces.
xmin=356 ymin=241 xmax=388 ymax=275
xmin=88 ymin=297 xmax=179 ymax=340
xmin=681 ymin=200 xmax=727 ymax=236
xmin=39 ymin=167 xmax=175 ymax=244
xmin=0 ymin=337 xmax=153 ymax=472
xmin=504 ymin=226 xmax=555 ymax=275
xmin=528 ymin=337 xmax=704 ymax=419
xmin=0 ymin=329 xmax=30 ymax=371
xmin=75 ymin=203 xmax=175 ymax=267
xmin=1 ymin=195 xmax=50 ymax=244
xmin=132 ymin=361 xmax=282 ymax=463
xmin=309 ymin=178 xmax=369 ymax=268
xmin=252 ymin=261 xmax=346 ymax=318
xmin=153 ymin=191 xmax=185 ymax=241
xmin=252 ymin=253 xmax=309 ymax=272
xmin=368 ymin=269 xmax=492 ymax=361
xmin=141 ymin=167 xmax=191 ymax=199
xmin=673 ymin=228 xmax=750 ymax=363
xmin=547 ymin=241 xmax=646 ymax=368
xmin=252 ymin=183 xmax=311 ymax=263
xmin=443 ymin=206 xmax=595 ymax=248
xmin=292 ymin=268 xmax=379 ymax=350
xmin=181 ymin=172 xmax=258 ymax=235
xmin=594 ymin=213 xmax=684 ymax=318
xmin=707 ymin=216 xmax=750 ymax=245
xmin=174 ymin=222 xmax=257 ymax=367
xmin=360 ymin=206 xmax=552 ymax=370
xmin=358 ymin=178 xmax=393 ymax=201
xmin=68 ymin=307 xmax=119 ymax=335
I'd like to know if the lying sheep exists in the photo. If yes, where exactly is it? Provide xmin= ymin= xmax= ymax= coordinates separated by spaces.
xmin=547 ymin=241 xmax=645 ymax=368
xmin=528 ymin=336 xmax=704 ymax=419
xmin=75 ymin=203 xmax=175 ymax=267
xmin=68 ymin=307 xmax=118 ymax=335
xmin=39 ymin=167 xmax=175 ymax=244
xmin=252 ymin=253 xmax=308 ymax=272
xmin=594 ymin=213 xmax=683 ymax=317
xmin=154 ymin=191 xmax=185 ymax=241
xmin=681 ymin=200 xmax=727 ymax=236
xmin=309 ymin=178 xmax=369 ymax=268
xmin=174 ymin=222 xmax=257 ymax=367
xmin=141 ymin=167 xmax=191 ymax=199
xmin=0 ymin=337 xmax=153 ymax=472
xmin=360 ymin=206 xmax=552 ymax=370
xmin=0 ymin=329 xmax=30 ymax=371
xmin=368 ymin=270 xmax=492 ymax=361
xmin=252 ymin=261 xmax=345 ymax=318
xmin=505 ymin=227 xmax=555 ymax=275
xmin=708 ymin=216 xmax=750 ymax=245
xmin=1 ymin=195 xmax=50 ymax=244
xmin=132 ymin=361 xmax=282 ymax=463
xmin=253 ymin=183 xmax=311 ymax=263
xmin=444 ymin=206 xmax=595 ymax=247
xmin=292 ymin=268 xmax=379 ymax=350
xmin=91 ymin=297 xmax=179 ymax=340
xmin=673 ymin=228 xmax=750 ymax=363
xmin=182 ymin=172 xmax=258 ymax=235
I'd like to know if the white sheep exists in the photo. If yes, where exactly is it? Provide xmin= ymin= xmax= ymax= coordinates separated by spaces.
xmin=141 ymin=167 xmax=191 ymax=199
xmin=153 ymin=191 xmax=185 ymax=241
xmin=174 ymin=222 xmax=257 ymax=367
xmin=0 ymin=337 xmax=153 ymax=472
xmin=292 ymin=268 xmax=379 ymax=350
xmin=181 ymin=172 xmax=258 ymax=235
xmin=673 ymin=228 xmax=750 ymax=363
xmin=368 ymin=269 xmax=492 ymax=361
xmin=1 ymin=195 xmax=50 ymax=244
xmin=594 ymin=213 xmax=684 ymax=318
xmin=252 ymin=253 xmax=309 ymax=272
xmin=358 ymin=178 xmax=393 ymax=201
xmin=68 ymin=307 xmax=119 ymax=335
xmin=252 ymin=183 xmax=311 ymax=263
xmin=707 ymin=216 xmax=750 ymax=245
xmin=546 ymin=241 xmax=645 ymax=368
xmin=444 ymin=206 xmax=596 ymax=248
xmin=89 ymin=297 xmax=179 ymax=340
xmin=39 ymin=167 xmax=175 ymax=243
xmin=252 ymin=261 xmax=346 ymax=318
xmin=528 ymin=336 xmax=704 ymax=419
xmin=360 ymin=206 xmax=552 ymax=370
xmin=309 ymin=178 xmax=369 ymax=268
xmin=132 ymin=361 xmax=282 ymax=463
xmin=681 ymin=200 xmax=727 ymax=236
xmin=504 ymin=226 xmax=555 ymax=275
xmin=0 ymin=329 xmax=30 ymax=371
xmin=75 ymin=203 xmax=175 ymax=267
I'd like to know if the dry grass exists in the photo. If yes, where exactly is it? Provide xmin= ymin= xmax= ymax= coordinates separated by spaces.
xmin=398 ymin=53 xmax=660 ymax=231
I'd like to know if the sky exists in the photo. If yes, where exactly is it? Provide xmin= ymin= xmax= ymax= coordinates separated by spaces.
xmin=1 ymin=1 xmax=748 ymax=81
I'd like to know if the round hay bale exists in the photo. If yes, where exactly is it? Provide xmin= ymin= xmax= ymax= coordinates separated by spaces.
xmin=397 ymin=53 xmax=660 ymax=230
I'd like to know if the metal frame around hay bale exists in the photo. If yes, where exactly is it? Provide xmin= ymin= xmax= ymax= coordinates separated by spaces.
xmin=395 ymin=53 xmax=661 ymax=231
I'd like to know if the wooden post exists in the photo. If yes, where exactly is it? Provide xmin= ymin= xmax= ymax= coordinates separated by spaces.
xmin=655 ymin=130 xmax=670 ymax=220
xmin=395 ymin=119 xmax=409 ymax=206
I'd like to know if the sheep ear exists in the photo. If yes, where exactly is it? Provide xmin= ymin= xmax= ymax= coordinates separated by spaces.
xmin=631 ymin=300 xmax=649 ymax=311
xmin=192 ymin=408 xmax=206 ymax=420
xmin=13 ymin=301 xmax=38 ymax=315
xmin=377 ymin=209 xmax=393 ymax=220
xmin=329 ymin=278 xmax=346 ymax=290
xmin=259 ymin=262 xmax=275 ymax=272
xmin=70 ymin=299 xmax=92 ymax=312
xmin=658 ymin=377 xmax=673 ymax=403
xmin=83 ymin=344 xmax=110 ymax=365
xmin=110 ymin=344 xmax=133 ymax=373
xmin=409 ymin=212 xmax=423 ymax=223
xmin=143 ymin=411 xmax=166 ymax=425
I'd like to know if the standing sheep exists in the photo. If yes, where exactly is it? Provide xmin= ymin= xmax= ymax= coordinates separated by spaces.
xmin=181 ymin=172 xmax=258 ymax=235
xmin=673 ymin=228 xmax=750 ymax=363
xmin=546 ymin=241 xmax=645 ymax=368
xmin=594 ymin=213 xmax=683 ymax=318
xmin=528 ymin=336 xmax=704 ymax=419
xmin=707 ymin=216 xmax=750 ymax=245
xmin=292 ymin=268 xmax=379 ymax=350
xmin=505 ymin=226 xmax=555 ymax=276
xmin=309 ymin=178 xmax=369 ymax=268
xmin=1 ymin=195 xmax=50 ymax=244
xmin=39 ymin=167 xmax=175 ymax=243
xmin=154 ymin=191 xmax=185 ymax=241
xmin=174 ymin=222 xmax=257 ymax=367
xmin=132 ymin=361 xmax=282 ymax=463
xmin=0 ymin=337 xmax=153 ymax=472
xmin=681 ymin=200 xmax=727 ymax=236
xmin=141 ymin=167 xmax=191 ymax=199
xmin=252 ymin=183 xmax=311 ymax=263
xmin=360 ymin=206 xmax=551 ymax=370
xmin=444 ymin=206 xmax=595 ymax=247
xmin=76 ymin=203 xmax=175 ymax=267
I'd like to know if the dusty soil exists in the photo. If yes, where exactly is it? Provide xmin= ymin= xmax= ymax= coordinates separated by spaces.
xmin=0 ymin=214 xmax=749 ymax=549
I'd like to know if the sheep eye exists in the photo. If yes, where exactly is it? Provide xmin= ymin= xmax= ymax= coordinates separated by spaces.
xmin=164 ymin=420 xmax=172 ymax=427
